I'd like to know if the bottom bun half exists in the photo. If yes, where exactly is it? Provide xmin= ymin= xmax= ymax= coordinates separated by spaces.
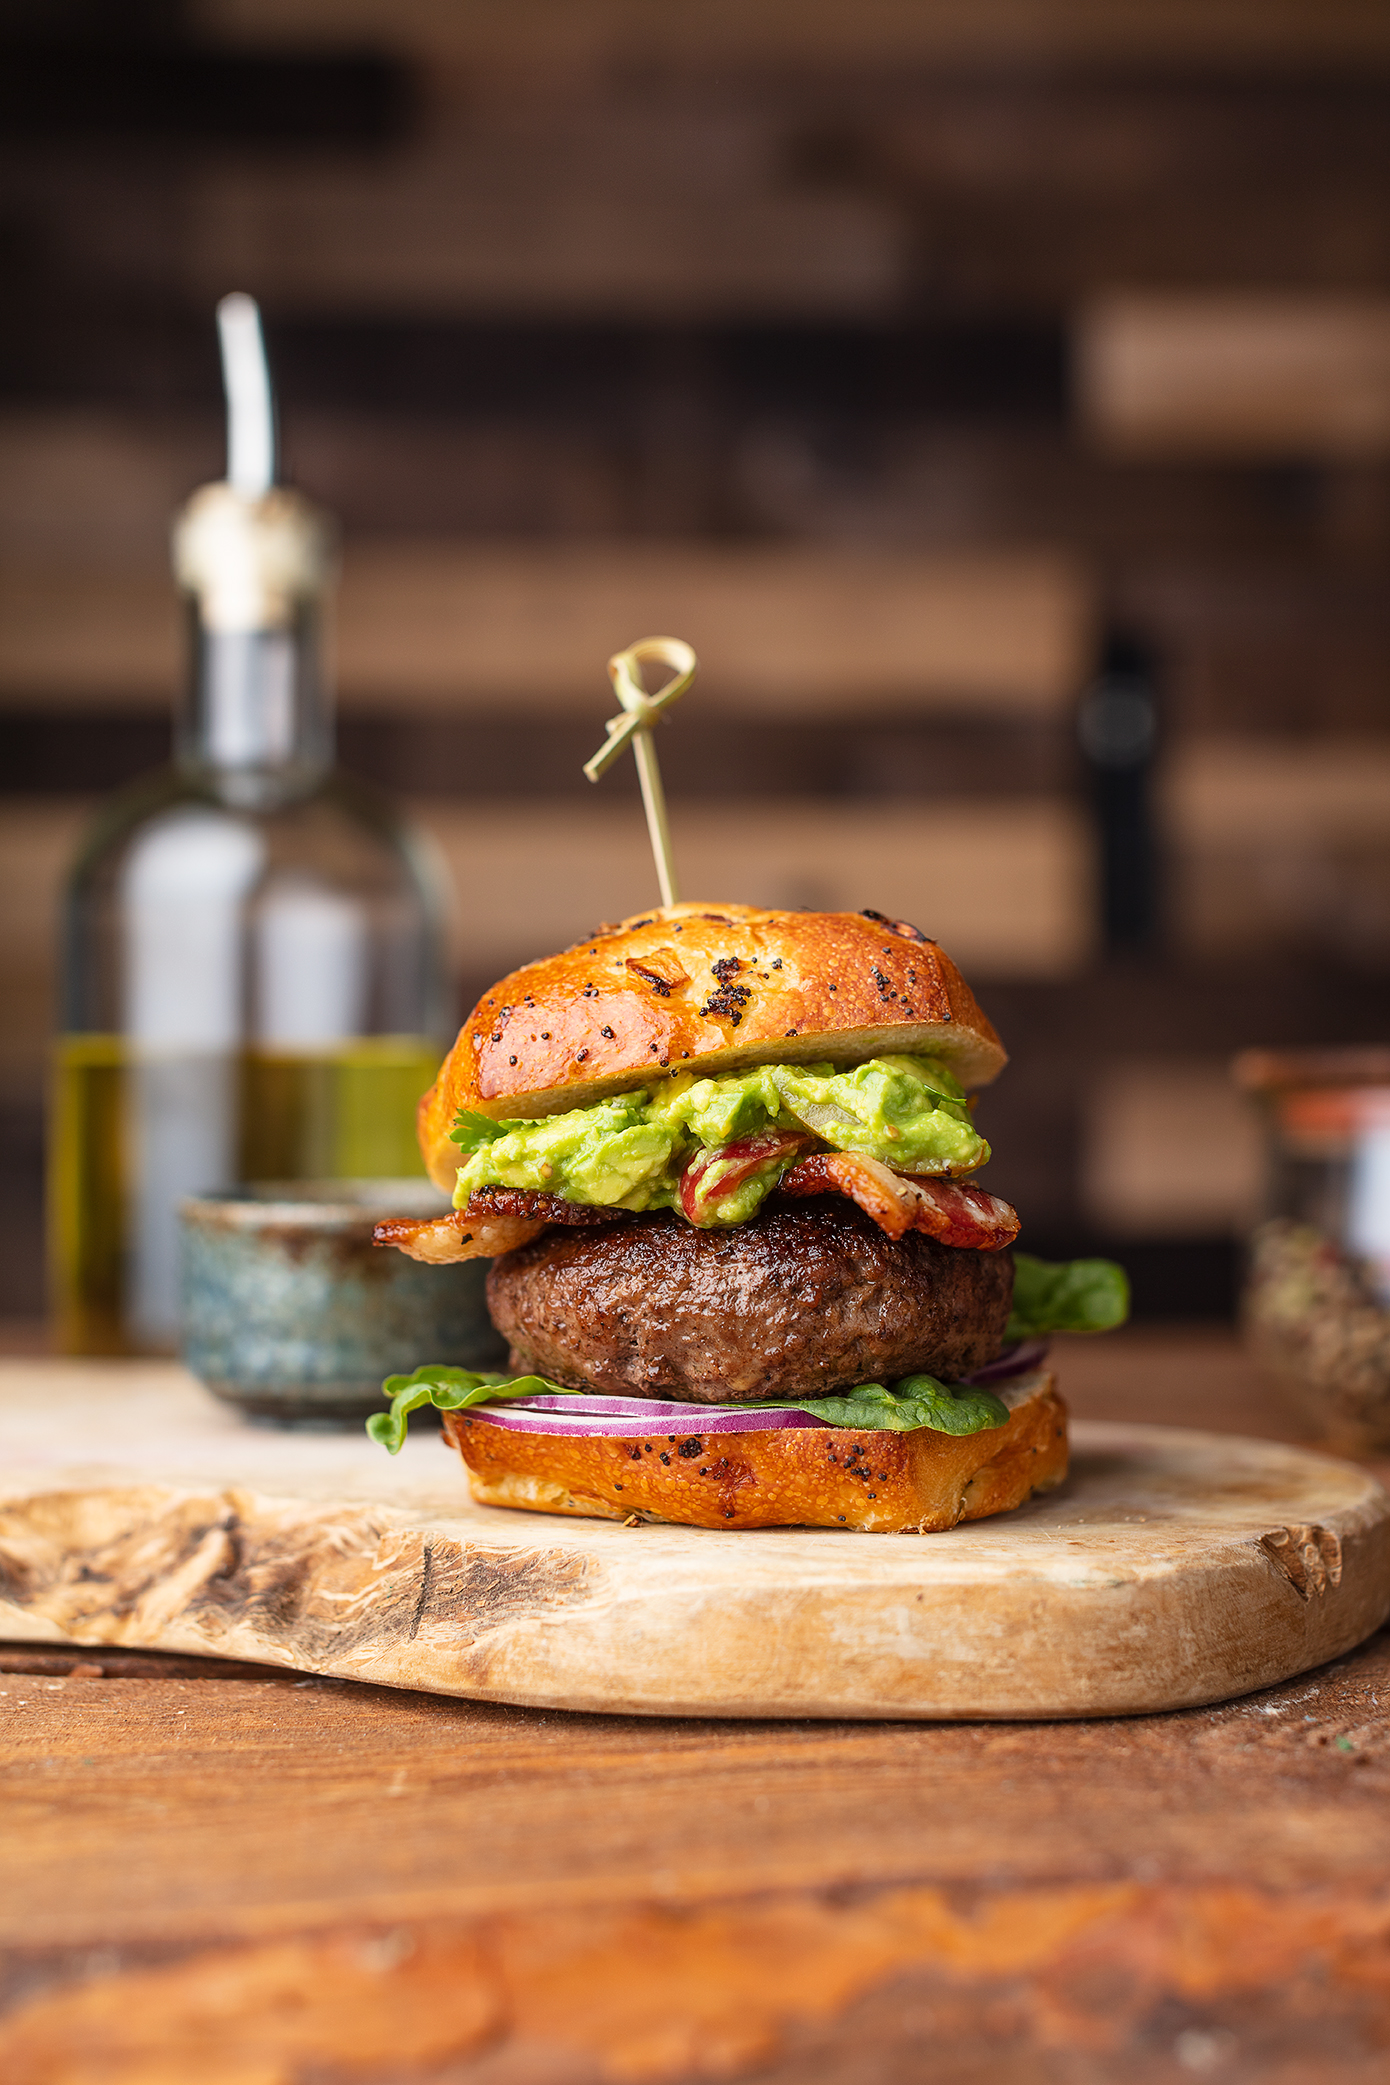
xmin=442 ymin=1373 xmax=1067 ymax=1533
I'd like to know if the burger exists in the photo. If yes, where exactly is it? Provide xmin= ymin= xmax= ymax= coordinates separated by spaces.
xmin=370 ymin=902 xmax=1127 ymax=1531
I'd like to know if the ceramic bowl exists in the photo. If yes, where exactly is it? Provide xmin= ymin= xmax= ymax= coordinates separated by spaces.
xmin=180 ymin=1180 xmax=506 ymax=1423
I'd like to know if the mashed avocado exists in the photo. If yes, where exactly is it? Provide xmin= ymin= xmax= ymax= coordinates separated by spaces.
xmin=451 ymin=1054 xmax=988 ymax=1227
xmin=454 ymin=1095 xmax=673 ymax=1211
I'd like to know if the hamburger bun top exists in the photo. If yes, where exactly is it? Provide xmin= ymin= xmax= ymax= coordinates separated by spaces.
xmin=418 ymin=903 xmax=1006 ymax=1190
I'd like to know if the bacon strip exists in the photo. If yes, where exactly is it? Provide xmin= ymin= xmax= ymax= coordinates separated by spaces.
xmin=467 ymin=1187 xmax=630 ymax=1228
xmin=678 ymin=1129 xmax=816 ymax=1224
xmin=778 ymin=1152 xmax=1019 ymax=1250
xmin=378 ymin=1155 xmax=1018 ymax=1258
xmin=373 ymin=1209 xmax=547 ymax=1265
xmin=374 ymin=1189 xmax=630 ymax=1265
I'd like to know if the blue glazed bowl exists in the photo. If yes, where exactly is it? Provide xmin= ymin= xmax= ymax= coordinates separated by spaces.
xmin=180 ymin=1180 xmax=506 ymax=1424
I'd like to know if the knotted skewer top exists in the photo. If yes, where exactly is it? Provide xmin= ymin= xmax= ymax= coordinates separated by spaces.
xmin=583 ymin=636 xmax=697 ymax=907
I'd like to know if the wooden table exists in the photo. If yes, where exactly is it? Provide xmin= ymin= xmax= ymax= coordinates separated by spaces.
xmin=4 ymin=1330 xmax=1390 ymax=2085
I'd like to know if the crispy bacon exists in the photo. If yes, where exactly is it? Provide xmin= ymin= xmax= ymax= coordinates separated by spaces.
xmin=678 ymin=1129 xmax=816 ymax=1224
xmin=467 ymin=1187 xmax=629 ymax=1228
xmin=778 ymin=1152 xmax=1019 ymax=1251
xmin=377 ymin=1153 xmax=1017 ymax=1259
xmin=373 ymin=1208 xmax=547 ymax=1265
xmin=374 ymin=1190 xmax=629 ymax=1266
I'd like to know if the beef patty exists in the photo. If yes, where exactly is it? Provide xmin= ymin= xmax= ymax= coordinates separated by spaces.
xmin=485 ymin=1195 xmax=1014 ymax=1403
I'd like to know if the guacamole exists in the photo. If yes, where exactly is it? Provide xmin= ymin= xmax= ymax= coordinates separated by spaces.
xmin=451 ymin=1054 xmax=988 ymax=1228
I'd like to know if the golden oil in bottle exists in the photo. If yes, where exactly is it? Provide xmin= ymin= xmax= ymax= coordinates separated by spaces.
xmin=49 ymin=1035 xmax=441 ymax=1354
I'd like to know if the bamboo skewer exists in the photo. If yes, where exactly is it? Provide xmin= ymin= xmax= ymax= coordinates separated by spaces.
xmin=583 ymin=636 xmax=697 ymax=908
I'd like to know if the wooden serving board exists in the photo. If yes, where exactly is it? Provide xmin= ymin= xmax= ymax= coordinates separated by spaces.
xmin=4 ymin=1358 xmax=1390 ymax=1720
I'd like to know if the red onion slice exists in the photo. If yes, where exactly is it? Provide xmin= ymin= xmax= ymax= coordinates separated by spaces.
xmin=454 ymin=1353 xmax=1047 ymax=1440
xmin=956 ymin=1338 xmax=1050 ymax=1385
xmin=461 ymin=1395 xmax=829 ymax=1439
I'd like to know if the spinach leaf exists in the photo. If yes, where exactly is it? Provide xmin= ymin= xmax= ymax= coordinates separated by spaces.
xmin=765 ymin=1376 xmax=1009 ymax=1435
xmin=1006 ymin=1253 xmax=1130 ymax=1342
xmin=367 ymin=1364 xmax=579 ymax=1453
xmin=448 ymin=1109 xmax=508 ymax=1152
xmin=366 ymin=1364 xmax=1009 ymax=1452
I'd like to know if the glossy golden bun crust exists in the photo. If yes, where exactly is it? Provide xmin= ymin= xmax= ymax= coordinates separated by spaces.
xmin=442 ymin=1375 xmax=1066 ymax=1533
xmin=419 ymin=903 xmax=1007 ymax=1188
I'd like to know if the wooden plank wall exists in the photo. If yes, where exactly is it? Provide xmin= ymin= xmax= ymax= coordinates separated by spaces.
xmin=3 ymin=1 xmax=1390 ymax=1317
xmin=0 ymin=537 xmax=1092 ymax=713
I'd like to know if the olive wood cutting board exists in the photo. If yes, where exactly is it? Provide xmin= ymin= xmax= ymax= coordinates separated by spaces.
xmin=3 ymin=1358 xmax=1389 ymax=1720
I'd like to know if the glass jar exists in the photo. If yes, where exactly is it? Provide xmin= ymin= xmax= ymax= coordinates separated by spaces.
xmin=1234 ymin=1049 xmax=1390 ymax=1453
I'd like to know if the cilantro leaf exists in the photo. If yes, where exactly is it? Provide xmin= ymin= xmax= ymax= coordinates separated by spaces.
xmin=1006 ymin=1253 xmax=1130 ymax=1343
xmin=448 ymin=1109 xmax=508 ymax=1152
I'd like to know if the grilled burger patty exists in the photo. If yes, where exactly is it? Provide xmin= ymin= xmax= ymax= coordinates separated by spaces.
xmin=486 ymin=1196 xmax=1014 ymax=1404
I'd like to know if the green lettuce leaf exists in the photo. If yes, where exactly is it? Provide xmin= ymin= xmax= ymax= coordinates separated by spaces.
xmin=367 ymin=1364 xmax=580 ymax=1453
xmin=1006 ymin=1253 xmax=1130 ymax=1342
xmin=448 ymin=1108 xmax=509 ymax=1152
xmin=366 ymin=1364 xmax=1008 ymax=1452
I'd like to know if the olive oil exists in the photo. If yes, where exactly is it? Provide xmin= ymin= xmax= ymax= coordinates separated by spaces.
xmin=49 ymin=1036 xmax=441 ymax=1355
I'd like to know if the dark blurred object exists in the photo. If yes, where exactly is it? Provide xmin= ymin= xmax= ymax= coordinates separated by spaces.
xmin=0 ymin=709 xmax=1072 ymax=802
xmin=0 ymin=313 xmax=1065 ymax=429
xmin=1078 ymin=631 xmax=1161 ymax=955
xmin=0 ymin=1102 xmax=45 ymax=1328
xmin=1024 ymin=1235 xmax=1239 ymax=1325
xmin=1236 ymin=1048 xmax=1390 ymax=1450
xmin=0 ymin=5 xmax=413 ymax=146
